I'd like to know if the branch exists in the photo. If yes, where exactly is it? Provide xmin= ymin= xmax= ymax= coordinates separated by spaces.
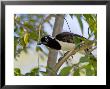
xmin=54 ymin=40 xmax=95 ymax=72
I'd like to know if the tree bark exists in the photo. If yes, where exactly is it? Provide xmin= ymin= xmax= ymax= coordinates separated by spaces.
xmin=47 ymin=14 xmax=64 ymax=75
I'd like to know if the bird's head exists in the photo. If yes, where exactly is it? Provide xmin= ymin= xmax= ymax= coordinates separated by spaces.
xmin=37 ymin=35 xmax=61 ymax=50
xmin=37 ymin=35 xmax=54 ymax=45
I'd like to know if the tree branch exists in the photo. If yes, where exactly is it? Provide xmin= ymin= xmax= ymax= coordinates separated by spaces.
xmin=54 ymin=40 xmax=95 ymax=72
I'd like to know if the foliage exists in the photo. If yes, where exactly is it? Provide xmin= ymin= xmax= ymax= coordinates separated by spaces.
xmin=14 ymin=68 xmax=22 ymax=76
xmin=14 ymin=14 xmax=48 ymax=58
xmin=14 ymin=68 xmax=39 ymax=76
xmin=73 ymin=54 xmax=97 ymax=76
xmin=14 ymin=14 xmax=97 ymax=76
xmin=59 ymin=66 xmax=72 ymax=76
xmin=25 ymin=68 xmax=39 ymax=76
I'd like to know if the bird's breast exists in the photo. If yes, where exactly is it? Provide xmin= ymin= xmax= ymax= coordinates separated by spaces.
xmin=56 ymin=40 xmax=75 ymax=51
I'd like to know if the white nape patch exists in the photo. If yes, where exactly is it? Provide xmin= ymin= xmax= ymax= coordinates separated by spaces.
xmin=57 ymin=40 xmax=75 ymax=51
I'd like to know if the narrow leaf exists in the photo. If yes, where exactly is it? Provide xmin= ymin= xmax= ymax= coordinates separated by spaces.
xmin=74 ymin=14 xmax=83 ymax=34
xmin=24 ymin=32 xmax=29 ymax=45
xmin=83 ymin=14 xmax=97 ymax=38
xmin=59 ymin=66 xmax=72 ymax=76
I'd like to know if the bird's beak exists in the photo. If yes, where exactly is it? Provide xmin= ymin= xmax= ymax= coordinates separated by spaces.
xmin=37 ymin=42 xmax=42 ymax=45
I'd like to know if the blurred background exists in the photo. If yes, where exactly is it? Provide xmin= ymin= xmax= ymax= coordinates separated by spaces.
xmin=14 ymin=14 xmax=97 ymax=76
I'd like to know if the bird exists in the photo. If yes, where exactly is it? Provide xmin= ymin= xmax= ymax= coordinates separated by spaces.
xmin=37 ymin=32 xmax=87 ymax=52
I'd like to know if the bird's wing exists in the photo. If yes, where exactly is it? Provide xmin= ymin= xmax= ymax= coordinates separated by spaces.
xmin=55 ymin=32 xmax=85 ymax=43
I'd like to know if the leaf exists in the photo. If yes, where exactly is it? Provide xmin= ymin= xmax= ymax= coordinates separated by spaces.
xmin=75 ymin=14 xmax=83 ymax=34
xmin=83 ymin=14 xmax=97 ymax=38
xmin=30 ymin=31 xmax=38 ymax=41
xmin=85 ymin=64 xmax=93 ymax=76
xmin=40 ymin=71 xmax=48 ymax=76
xmin=88 ymin=54 xmax=97 ymax=75
xmin=24 ymin=32 xmax=29 ymax=46
xmin=74 ymin=37 xmax=81 ymax=44
xmin=73 ymin=69 xmax=80 ymax=76
xmin=14 ymin=68 xmax=21 ymax=76
xmin=19 ymin=27 xmax=24 ymax=36
xmin=19 ymin=37 xmax=26 ymax=47
xmin=30 ymin=68 xmax=39 ymax=76
xmin=29 ymin=19 xmax=36 ymax=23
xmin=24 ymin=21 xmax=34 ymax=29
xmin=80 ymin=55 xmax=89 ymax=63
xmin=16 ymin=16 xmax=20 ymax=22
xmin=59 ymin=66 xmax=72 ymax=76
xmin=92 ymin=61 xmax=97 ymax=75
xmin=25 ymin=68 xmax=39 ymax=76
xmin=14 ymin=37 xmax=19 ymax=58
xmin=30 ymin=29 xmax=45 ymax=41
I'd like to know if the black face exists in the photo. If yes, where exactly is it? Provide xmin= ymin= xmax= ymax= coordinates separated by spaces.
xmin=40 ymin=35 xmax=53 ymax=45
xmin=40 ymin=35 xmax=61 ymax=50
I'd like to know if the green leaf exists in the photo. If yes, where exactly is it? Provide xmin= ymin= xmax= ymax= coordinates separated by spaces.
xmin=75 ymin=14 xmax=83 ymax=34
xmin=30 ymin=68 xmax=39 ymax=76
xmin=16 ymin=16 xmax=20 ymax=22
xmin=59 ymin=66 xmax=72 ymax=76
xmin=83 ymin=14 xmax=97 ymax=38
xmin=30 ymin=31 xmax=38 ymax=41
xmin=29 ymin=19 xmax=36 ymax=23
xmin=92 ymin=62 xmax=97 ymax=76
xmin=24 ymin=32 xmax=29 ymax=45
xmin=19 ymin=27 xmax=24 ymax=36
xmin=14 ymin=37 xmax=19 ymax=58
xmin=85 ymin=64 xmax=93 ymax=76
xmin=80 ymin=55 xmax=89 ymax=63
xmin=24 ymin=21 xmax=34 ymax=29
xmin=88 ymin=54 xmax=97 ymax=75
xmin=74 ymin=37 xmax=81 ymax=44
xmin=25 ymin=68 xmax=39 ymax=76
xmin=14 ymin=68 xmax=21 ymax=76
xmin=73 ymin=69 xmax=80 ymax=76
xmin=40 ymin=71 xmax=48 ymax=76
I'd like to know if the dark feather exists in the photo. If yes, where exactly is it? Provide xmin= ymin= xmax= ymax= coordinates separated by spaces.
xmin=55 ymin=32 xmax=85 ymax=43
xmin=41 ymin=35 xmax=61 ymax=50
